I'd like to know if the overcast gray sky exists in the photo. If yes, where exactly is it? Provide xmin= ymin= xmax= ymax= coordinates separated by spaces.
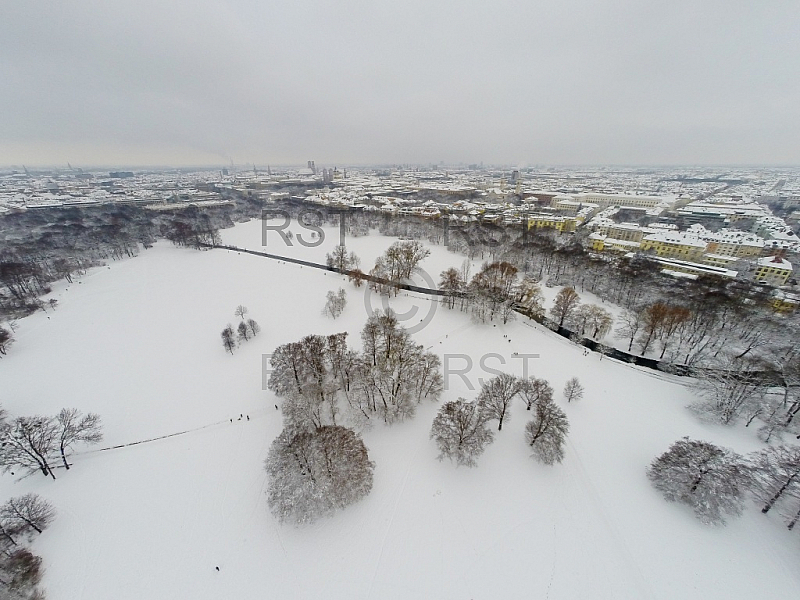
xmin=1 ymin=1 xmax=798 ymax=167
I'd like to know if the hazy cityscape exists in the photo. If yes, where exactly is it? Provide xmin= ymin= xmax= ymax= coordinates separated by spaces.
xmin=2 ymin=1 xmax=800 ymax=599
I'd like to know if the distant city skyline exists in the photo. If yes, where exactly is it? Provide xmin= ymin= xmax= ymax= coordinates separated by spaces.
xmin=2 ymin=1 xmax=799 ymax=167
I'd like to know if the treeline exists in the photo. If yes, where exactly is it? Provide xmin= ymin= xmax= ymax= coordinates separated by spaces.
xmin=310 ymin=207 xmax=798 ymax=370
xmin=0 ymin=192 xmax=267 ymax=323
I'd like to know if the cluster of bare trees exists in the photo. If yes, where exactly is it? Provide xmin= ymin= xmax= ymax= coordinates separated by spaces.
xmin=614 ymin=302 xmax=691 ymax=359
xmin=648 ymin=438 xmax=800 ymax=528
xmin=368 ymin=240 xmax=430 ymax=295
xmin=685 ymin=352 xmax=800 ymax=444
xmin=268 ymin=310 xmax=443 ymax=430
xmin=263 ymin=312 xmax=438 ymax=524
xmin=0 ymin=195 xmax=264 ymax=324
xmin=0 ymin=251 xmax=83 ymax=325
xmin=164 ymin=218 xmax=221 ymax=249
xmin=221 ymin=305 xmax=261 ymax=354
xmin=438 ymin=260 xmax=545 ymax=325
xmin=362 ymin=210 xmax=799 ymax=371
xmin=0 ymin=494 xmax=54 ymax=599
xmin=430 ymin=373 xmax=572 ymax=467
xmin=322 ymin=288 xmax=347 ymax=319
xmin=325 ymin=245 xmax=360 ymax=272
xmin=0 ymin=407 xmax=102 ymax=480
xmin=547 ymin=287 xmax=613 ymax=341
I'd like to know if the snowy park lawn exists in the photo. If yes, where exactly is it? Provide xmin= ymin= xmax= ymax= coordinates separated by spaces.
xmin=1 ymin=221 xmax=798 ymax=599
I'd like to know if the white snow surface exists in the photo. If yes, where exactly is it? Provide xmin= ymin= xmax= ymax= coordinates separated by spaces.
xmin=0 ymin=220 xmax=798 ymax=599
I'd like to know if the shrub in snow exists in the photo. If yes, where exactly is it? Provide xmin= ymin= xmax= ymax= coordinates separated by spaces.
xmin=647 ymin=438 xmax=750 ymax=525
xmin=265 ymin=426 xmax=374 ymax=525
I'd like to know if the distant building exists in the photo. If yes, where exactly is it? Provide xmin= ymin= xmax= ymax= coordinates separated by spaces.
xmin=575 ymin=193 xmax=672 ymax=210
xmin=771 ymin=290 xmax=799 ymax=313
xmin=754 ymin=255 xmax=793 ymax=286
xmin=527 ymin=214 xmax=577 ymax=233
xmin=641 ymin=231 xmax=708 ymax=262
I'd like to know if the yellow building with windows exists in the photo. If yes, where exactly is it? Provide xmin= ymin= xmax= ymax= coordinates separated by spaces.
xmin=588 ymin=233 xmax=640 ymax=253
xmin=705 ymin=240 xmax=763 ymax=258
xmin=527 ymin=214 xmax=577 ymax=233
xmin=641 ymin=232 xmax=708 ymax=262
xmin=771 ymin=291 xmax=799 ymax=313
xmin=755 ymin=256 xmax=793 ymax=286
xmin=575 ymin=193 xmax=671 ymax=209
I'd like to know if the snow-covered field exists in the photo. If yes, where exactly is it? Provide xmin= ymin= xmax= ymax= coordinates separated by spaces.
xmin=1 ymin=220 xmax=798 ymax=599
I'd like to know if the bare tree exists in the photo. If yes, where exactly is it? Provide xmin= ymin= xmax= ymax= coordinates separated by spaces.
xmin=615 ymin=306 xmax=646 ymax=352
xmin=55 ymin=408 xmax=103 ymax=470
xmin=563 ymin=377 xmax=584 ymax=403
xmin=322 ymin=288 xmax=347 ymax=319
xmin=376 ymin=240 xmax=430 ymax=283
xmin=749 ymin=445 xmax=800 ymax=519
xmin=0 ymin=417 xmax=58 ymax=479
xmin=514 ymin=276 xmax=545 ymax=318
xmin=439 ymin=267 xmax=464 ymax=310
xmin=0 ymin=495 xmax=55 ymax=538
xmin=550 ymin=287 xmax=580 ymax=328
xmin=525 ymin=397 xmax=569 ymax=465
xmin=585 ymin=305 xmax=614 ymax=339
xmin=325 ymin=245 xmax=360 ymax=272
xmin=265 ymin=426 xmax=374 ymax=524
xmin=477 ymin=373 xmax=520 ymax=431
xmin=518 ymin=377 xmax=554 ymax=410
xmin=647 ymin=438 xmax=750 ymax=525
xmin=246 ymin=318 xmax=261 ymax=337
xmin=237 ymin=321 xmax=250 ymax=342
xmin=691 ymin=358 xmax=767 ymax=425
xmin=221 ymin=324 xmax=236 ymax=354
xmin=430 ymin=399 xmax=494 ymax=467
xmin=234 ymin=305 xmax=249 ymax=320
